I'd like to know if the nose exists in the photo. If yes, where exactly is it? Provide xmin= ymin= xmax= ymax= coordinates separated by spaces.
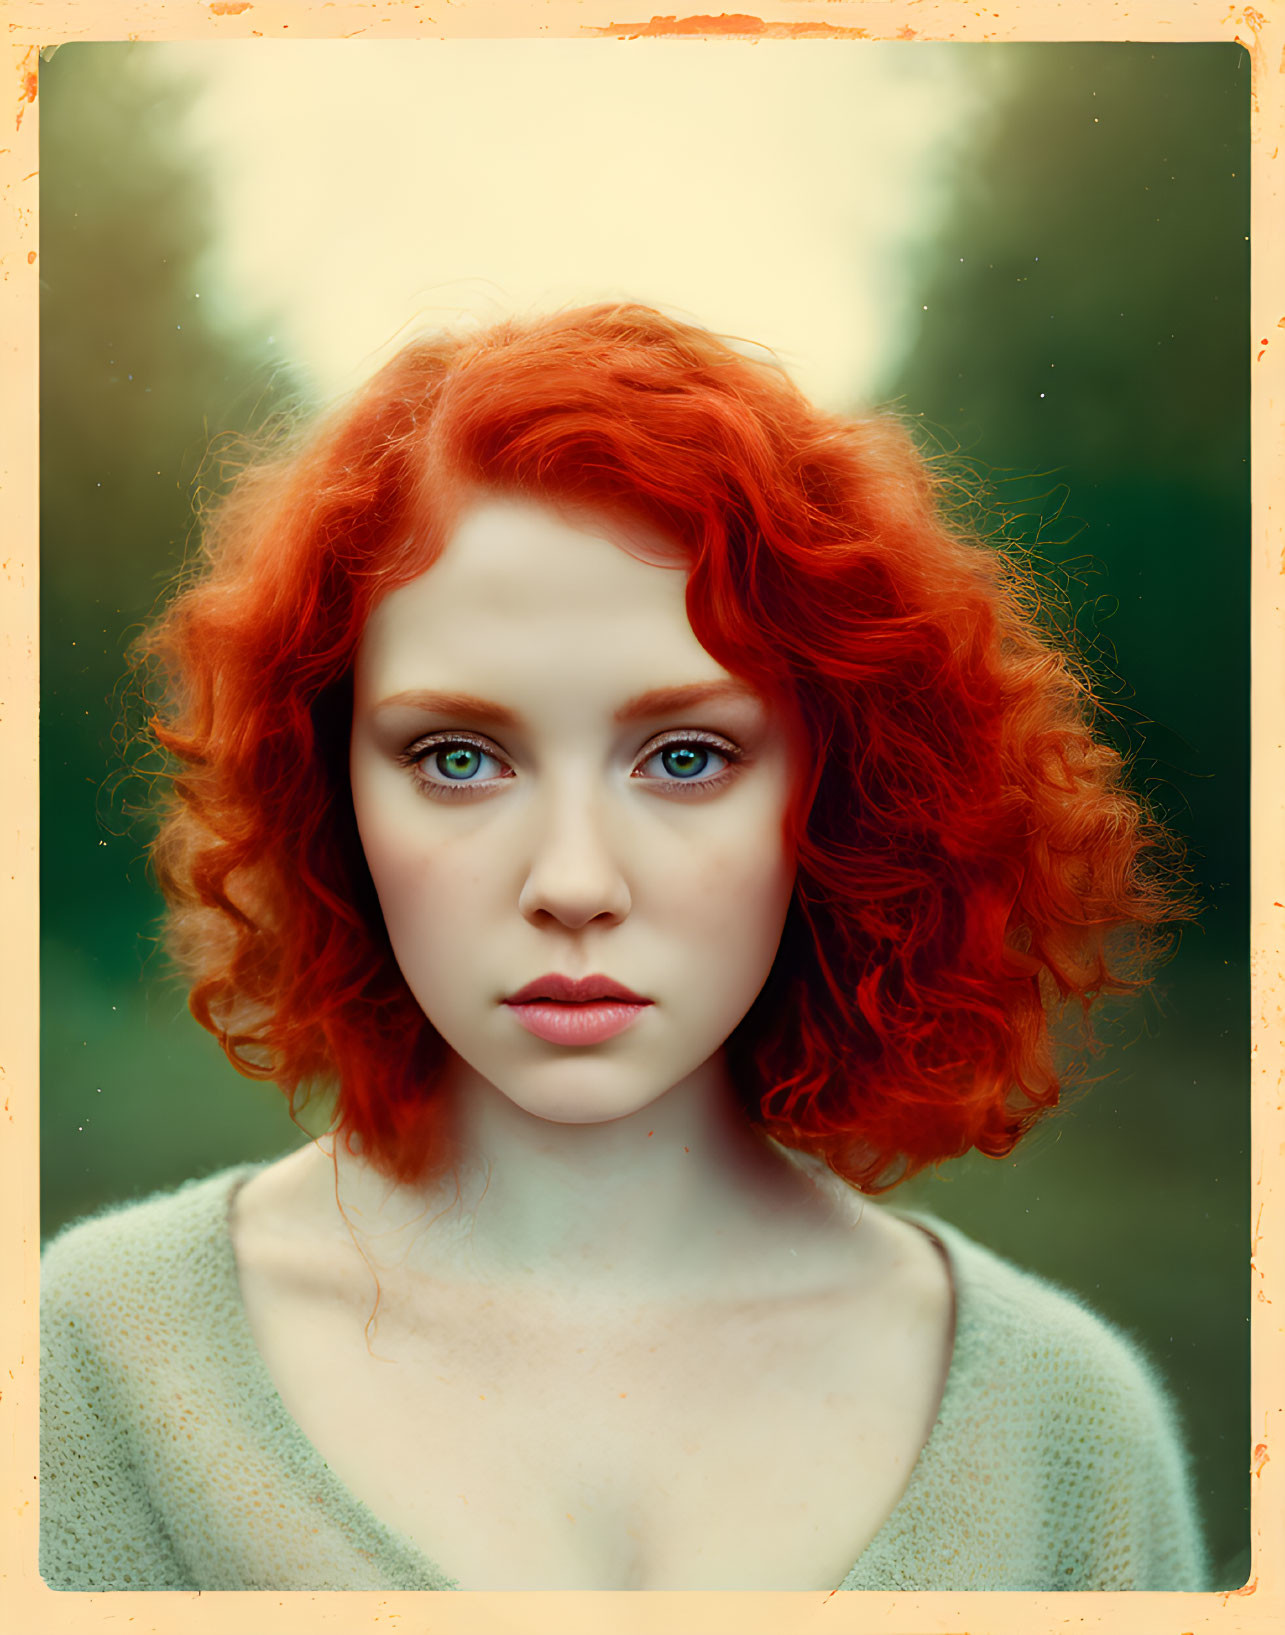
xmin=517 ymin=785 xmax=632 ymax=930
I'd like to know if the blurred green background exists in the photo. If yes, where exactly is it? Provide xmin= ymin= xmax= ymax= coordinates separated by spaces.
xmin=40 ymin=43 xmax=1249 ymax=1585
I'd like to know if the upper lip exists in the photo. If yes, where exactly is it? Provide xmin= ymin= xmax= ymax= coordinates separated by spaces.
xmin=504 ymin=973 xmax=651 ymax=1005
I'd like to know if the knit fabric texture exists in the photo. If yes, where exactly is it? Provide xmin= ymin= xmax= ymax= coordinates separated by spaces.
xmin=40 ymin=1164 xmax=1209 ymax=1592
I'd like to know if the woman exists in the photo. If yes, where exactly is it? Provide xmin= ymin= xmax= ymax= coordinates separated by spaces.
xmin=41 ymin=303 xmax=1206 ymax=1592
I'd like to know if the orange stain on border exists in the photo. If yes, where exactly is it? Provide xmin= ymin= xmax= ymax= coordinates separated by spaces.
xmin=14 ymin=46 xmax=37 ymax=134
xmin=1232 ymin=7 xmax=1265 ymax=112
xmin=210 ymin=0 xmax=254 ymax=13
xmin=588 ymin=13 xmax=870 ymax=39
xmin=1251 ymin=1441 xmax=1269 ymax=1477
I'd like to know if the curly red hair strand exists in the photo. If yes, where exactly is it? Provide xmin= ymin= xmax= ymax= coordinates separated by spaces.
xmin=139 ymin=303 xmax=1191 ymax=1191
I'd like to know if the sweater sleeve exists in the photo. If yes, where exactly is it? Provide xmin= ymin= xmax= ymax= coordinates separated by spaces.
xmin=1046 ymin=1313 xmax=1210 ymax=1591
xmin=40 ymin=1229 xmax=194 ymax=1592
xmin=859 ymin=1215 xmax=1215 ymax=1594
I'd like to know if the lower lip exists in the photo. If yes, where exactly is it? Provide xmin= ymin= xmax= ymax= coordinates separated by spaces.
xmin=504 ymin=1001 xmax=651 ymax=1046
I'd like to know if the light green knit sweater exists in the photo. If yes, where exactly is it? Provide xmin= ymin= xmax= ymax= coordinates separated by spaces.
xmin=40 ymin=1165 xmax=1209 ymax=1591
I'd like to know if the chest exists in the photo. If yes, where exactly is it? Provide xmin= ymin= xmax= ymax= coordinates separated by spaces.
xmin=239 ymin=1274 xmax=951 ymax=1590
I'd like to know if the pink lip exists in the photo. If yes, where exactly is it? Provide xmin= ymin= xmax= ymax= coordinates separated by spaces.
xmin=503 ymin=972 xmax=652 ymax=1047
xmin=505 ymin=972 xmax=650 ymax=1005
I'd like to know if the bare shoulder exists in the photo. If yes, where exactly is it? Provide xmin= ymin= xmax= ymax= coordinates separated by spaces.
xmin=789 ymin=1165 xmax=955 ymax=1319
xmin=229 ymin=1142 xmax=362 ymax=1295
xmin=862 ymin=1202 xmax=955 ymax=1311
xmin=231 ymin=1143 xmax=312 ymax=1246
xmin=744 ymin=1167 xmax=956 ymax=1417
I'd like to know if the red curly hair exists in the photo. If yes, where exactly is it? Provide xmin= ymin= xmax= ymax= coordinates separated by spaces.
xmin=140 ymin=302 xmax=1189 ymax=1191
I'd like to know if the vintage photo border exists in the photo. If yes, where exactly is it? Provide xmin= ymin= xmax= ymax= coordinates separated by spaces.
xmin=2 ymin=3 xmax=1280 ymax=1631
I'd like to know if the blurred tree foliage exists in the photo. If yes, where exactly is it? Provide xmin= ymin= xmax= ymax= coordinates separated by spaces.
xmin=40 ymin=44 xmax=304 ymax=1231
xmin=888 ymin=45 xmax=1250 ymax=1585
xmin=886 ymin=43 xmax=1249 ymax=941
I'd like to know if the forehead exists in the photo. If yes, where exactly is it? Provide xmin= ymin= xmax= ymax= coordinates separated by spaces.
xmin=356 ymin=496 xmax=732 ymax=702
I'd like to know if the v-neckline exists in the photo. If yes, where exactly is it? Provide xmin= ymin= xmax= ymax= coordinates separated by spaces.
xmin=213 ymin=1164 xmax=967 ymax=1592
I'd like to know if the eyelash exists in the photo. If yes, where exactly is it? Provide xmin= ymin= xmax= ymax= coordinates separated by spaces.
xmin=396 ymin=730 xmax=745 ymax=800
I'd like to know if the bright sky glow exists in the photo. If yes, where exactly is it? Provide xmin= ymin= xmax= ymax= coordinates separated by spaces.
xmin=164 ymin=40 xmax=986 ymax=411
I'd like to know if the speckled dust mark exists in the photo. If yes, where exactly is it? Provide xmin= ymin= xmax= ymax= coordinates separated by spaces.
xmin=14 ymin=46 xmax=36 ymax=135
xmin=209 ymin=0 xmax=253 ymax=13
xmin=1251 ymin=1441 xmax=1270 ymax=1477
xmin=588 ymin=14 xmax=871 ymax=40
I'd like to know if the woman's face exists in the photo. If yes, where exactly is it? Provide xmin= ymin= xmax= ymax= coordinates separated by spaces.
xmin=350 ymin=495 xmax=799 ymax=1127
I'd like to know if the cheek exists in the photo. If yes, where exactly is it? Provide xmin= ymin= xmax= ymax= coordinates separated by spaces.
xmin=658 ymin=816 xmax=796 ymax=964
xmin=356 ymin=810 xmax=493 ymax=983
xmin=649 ymin=833 xmax=794 ymax=1058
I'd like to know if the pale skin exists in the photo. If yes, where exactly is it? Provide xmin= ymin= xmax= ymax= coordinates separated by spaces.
xmin=230 ymin=495 xmax=955 ymax=1591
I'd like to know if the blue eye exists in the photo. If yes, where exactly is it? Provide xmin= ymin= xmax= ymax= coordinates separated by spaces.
xmin=660 ymin=744 xmax=710 ymax=779
xmin=635 ymin=736 xmax=738 ymax=789
xmin=434 ymin=745 xmax=487 ymax=781
xmin=406 ymin=736 xmax=509 ymax=790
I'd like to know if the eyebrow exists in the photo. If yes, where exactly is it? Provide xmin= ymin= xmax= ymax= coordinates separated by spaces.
xmin=371 ymin=681 xmax=761 ymax=728
xmin=611 ymin=681 xmax=761 ymax=725
xmin=372 ymin=689 xmax=523 ymax=728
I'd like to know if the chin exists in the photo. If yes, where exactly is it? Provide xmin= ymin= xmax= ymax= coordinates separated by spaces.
xmin=528 ymin=1100 xmax=651 ymax=1128
xmin=440 ymin=1030 xmax=729 ymax=1132
xmin=500 ymin=1078 xmax=671 ymax=1128
xmin=454 ymin=1049 xmax=680 ymax=1129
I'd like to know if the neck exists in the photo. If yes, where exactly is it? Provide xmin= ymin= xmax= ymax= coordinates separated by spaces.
xmin=320 ymin=1052 xmax=845 ymax=1305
